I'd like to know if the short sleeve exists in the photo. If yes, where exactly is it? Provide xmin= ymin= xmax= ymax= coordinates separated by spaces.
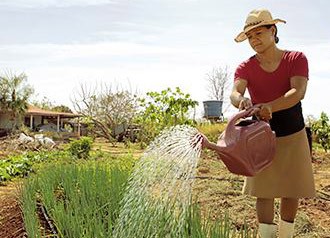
xmin=234 ymin=61 xmax=249 ymax=82
xmin=290 ymin=52 xmax=309 ymax=79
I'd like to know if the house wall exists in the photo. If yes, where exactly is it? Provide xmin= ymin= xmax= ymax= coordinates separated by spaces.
xmin=0 ymin=113 xmax=44 ymax=130
xmin=24 ymin=115 xmax=42 ymax=129
xmin=33 ymin=116 xmax=42 ymax=127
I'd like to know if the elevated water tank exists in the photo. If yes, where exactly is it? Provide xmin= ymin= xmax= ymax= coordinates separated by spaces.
xmin=203 ymin=100 xmax=223 ymax=119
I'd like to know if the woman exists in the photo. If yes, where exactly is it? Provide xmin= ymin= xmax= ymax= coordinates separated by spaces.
xmin=203 ymin=9 xmax=315 ymax=238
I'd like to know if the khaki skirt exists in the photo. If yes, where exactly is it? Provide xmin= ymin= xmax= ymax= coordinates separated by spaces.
xmin=242 ymin=128 xmax=316 ymax=198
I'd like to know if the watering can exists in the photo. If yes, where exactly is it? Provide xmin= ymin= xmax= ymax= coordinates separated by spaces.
xmin=205 ymin=107 xmax=276 ymax=176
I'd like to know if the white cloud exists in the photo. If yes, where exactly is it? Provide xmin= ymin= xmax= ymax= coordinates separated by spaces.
xmin=0 ymin=41 xmax=223 ymax=74
xmin=0 ymin=1 xmax=329 ymax=118
xmin=0 ymin=42 xmax=187 ymax=64
xmin=0 ymin=0 xmax=117 ymax=8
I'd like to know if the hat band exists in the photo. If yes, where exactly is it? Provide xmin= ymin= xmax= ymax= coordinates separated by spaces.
xmin=244 ymin=20 xmax=262 ymax=30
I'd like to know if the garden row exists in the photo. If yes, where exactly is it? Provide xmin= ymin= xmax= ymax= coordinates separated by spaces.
xmin=1 ymin=134 xmax=256 ymax=237
xmin=21 ymin=157 xmax=258 ymax=238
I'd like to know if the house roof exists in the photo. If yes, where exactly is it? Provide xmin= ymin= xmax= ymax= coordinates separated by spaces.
xmin=26 ymin=105 xmax=80 ymax=118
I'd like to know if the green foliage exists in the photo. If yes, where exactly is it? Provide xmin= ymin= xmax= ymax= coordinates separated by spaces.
xmin=0 ymin=155 xmax=32 ymax=183
xmin=21 ymin=161 xmax=133 ymax=238
xmin=68 ymin=136 xmax=93 ymax=159
xmin=0 ymin=150 xmax=67 ymax=183
xmin=30 ymin=96 xmax=54 ymax=110
xmin=52 ymin=105 xmax=73 ymax=113
xmin=136 ymin=87 xmax=198 ymax=145
xmin=184 ymin=205 xmax=257 ymax=238
xmin=311 ymin=112 xmax=330 ymax=152
xmin=0 ymin=71 xmax=34 ymax=129
xmin=21 ymin=160 xmax=256 ymax=238
xmin=0 ymin=71 xmax=34 ymax=111
xmin=31 ymin=96 xmax=73 ymax=113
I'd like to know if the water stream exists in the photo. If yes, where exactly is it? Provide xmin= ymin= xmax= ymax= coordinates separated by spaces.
xmin=113 ymin=125 xmax=202 ymax=238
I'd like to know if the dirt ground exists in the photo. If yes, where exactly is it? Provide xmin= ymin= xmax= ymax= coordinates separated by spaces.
xmin=0 ymin=147 xmax=329 ymax=237
xmin=0 ymin=182 xmax=26 ymax=238
xmin=194 ymin=149 xmax=330 ymax=238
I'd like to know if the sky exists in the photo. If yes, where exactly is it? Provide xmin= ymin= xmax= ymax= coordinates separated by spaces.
xmin=0 ymin=0 xmax=329 ymax=119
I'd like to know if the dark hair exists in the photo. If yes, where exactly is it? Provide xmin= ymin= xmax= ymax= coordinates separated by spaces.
xmin=265 ymin=24 xmax=279 ymax=44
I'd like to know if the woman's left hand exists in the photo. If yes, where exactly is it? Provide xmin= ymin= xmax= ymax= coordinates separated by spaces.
xmin=255 ymin=104 xmax=272 ymax=121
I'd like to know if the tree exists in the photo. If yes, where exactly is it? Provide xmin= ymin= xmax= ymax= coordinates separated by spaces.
xmin=136 ymin=87 xmax=198 ymax=145
xmin=52 ymin=105 xmax=73 ymax=113
xmin=30 ymin=96 xmax=54 ymax=110
xmin=31 ymin=96 xmax=73 ymax=113
xmin=0 ymin=71 xmax=34 ymax=129
xmin=72 ymin=82 xmax=138 ymax=144
xmin=205 ymin=66 xmax=231 ymax=101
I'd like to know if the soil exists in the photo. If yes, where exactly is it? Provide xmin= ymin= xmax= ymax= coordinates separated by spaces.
xmin=194 ymin=149 xmax=330 ymax=238
xmin=0 ymin=146 xmax=329 ymax=237
xmin=0 ymin=182 xmax=26 ymax=238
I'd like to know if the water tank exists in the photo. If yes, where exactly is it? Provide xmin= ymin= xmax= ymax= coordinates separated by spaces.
xmin=203 ymin=100 xmax=223 ymax=119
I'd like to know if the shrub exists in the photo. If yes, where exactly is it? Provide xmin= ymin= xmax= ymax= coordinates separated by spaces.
xmin=311 ymin=112 xmax=330 ymax=152
xmin=0 ymin=150 xmax=70 ymax=183
xmin=135 ymin=87 xmax=198 ymax=146
xmin=68 ymin=136 xmax=93 ymax=159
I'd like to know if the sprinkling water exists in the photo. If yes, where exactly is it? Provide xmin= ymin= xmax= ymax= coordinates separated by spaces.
xmin=113 ymin=125 xmax=202 ymax=238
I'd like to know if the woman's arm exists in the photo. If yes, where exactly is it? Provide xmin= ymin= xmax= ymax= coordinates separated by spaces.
xmin=230 ymin=78 xmax=253 ymax=110
xmin=262 ymin=76 xmax=308 ymax=113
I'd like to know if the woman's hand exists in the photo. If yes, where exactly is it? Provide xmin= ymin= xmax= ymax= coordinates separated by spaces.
xmin=255 ymin=104 xmax=272 ymax=121
xmin=192 ymin=133 xmax=215 ymax=150
xmin=197 ymin=133 xmax=211 ymax=149
xmin=238 ymin=97 xmax=253 ymax=110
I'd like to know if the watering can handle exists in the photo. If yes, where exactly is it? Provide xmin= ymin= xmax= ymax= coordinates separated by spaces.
xmin=226 ymin=106 xmax=260 ymax=130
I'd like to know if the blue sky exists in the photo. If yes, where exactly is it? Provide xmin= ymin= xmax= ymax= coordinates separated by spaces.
xmin=1 ymin=0 xmax=329 ymax=118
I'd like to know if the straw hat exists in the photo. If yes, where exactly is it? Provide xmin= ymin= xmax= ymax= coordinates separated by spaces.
xmin=235 ymin=9 xmax=286 ymax=43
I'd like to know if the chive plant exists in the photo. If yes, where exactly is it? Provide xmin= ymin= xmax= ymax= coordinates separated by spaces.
xmin=21 ymin=127 xmax=256 ymax=237
xmin=21 ymin=159 xmax=131 ymax=238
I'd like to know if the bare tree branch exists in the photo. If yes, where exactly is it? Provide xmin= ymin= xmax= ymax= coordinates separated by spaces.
xmin=71 ymin=81 xmax=138 ymax=143
xmin=206 ymin=66 xmax=231 ymax=101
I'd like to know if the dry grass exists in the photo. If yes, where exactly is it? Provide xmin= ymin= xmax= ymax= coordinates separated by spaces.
xmin=93 ymin=138 xmax=144 ymax=159
xmin=193 ymin=149 xmax=330 ymax=237
xmin=93 ymin=134 xmax=330 ymax=237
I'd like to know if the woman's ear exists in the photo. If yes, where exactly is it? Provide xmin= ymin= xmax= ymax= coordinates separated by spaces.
xmin=271 ymin=26 xmax=276 ymax=36
xmin=270 ymin=25 xmax=279 ymax=43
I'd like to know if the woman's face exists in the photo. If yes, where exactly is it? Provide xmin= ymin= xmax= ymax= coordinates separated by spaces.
xmin=246 ymin=26 xmax=275 ymax=53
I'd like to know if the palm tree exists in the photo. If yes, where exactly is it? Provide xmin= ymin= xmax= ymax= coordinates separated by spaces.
xmin=0 ymin=71 xmax=34 ymax=130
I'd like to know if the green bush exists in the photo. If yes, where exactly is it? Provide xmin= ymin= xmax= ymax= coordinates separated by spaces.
xmin=0 ymin=156 xmax=32 ymax=183
xmin=68 ymin=136 xmax=93 ymax=159
xmin=311 ymin=112 xmax=330 ymax=152
xmin=135 ymin=87 xmax=198 ymax=146
xmin=0 ymin=150 xmax=69 ymax=183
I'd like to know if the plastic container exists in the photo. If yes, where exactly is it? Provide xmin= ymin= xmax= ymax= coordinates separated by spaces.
xmin=203 ymin=100 xmax=223 ymax=119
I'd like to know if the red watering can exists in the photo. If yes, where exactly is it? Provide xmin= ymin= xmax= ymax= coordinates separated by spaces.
xmin=209 ymin=107 xmax=276 ymax=176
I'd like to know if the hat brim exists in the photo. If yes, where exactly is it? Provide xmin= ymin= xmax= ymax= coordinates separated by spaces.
xmin=234 ymin=18 xmax=286 ymax=43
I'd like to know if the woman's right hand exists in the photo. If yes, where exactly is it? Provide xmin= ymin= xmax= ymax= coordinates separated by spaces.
xmin=238 ymin=97 xmax=253 ymax=110
xmin=202 ymin=135 xmax=213 ymax=150
xmin=193 ymin=133 xmax=212 ymax=150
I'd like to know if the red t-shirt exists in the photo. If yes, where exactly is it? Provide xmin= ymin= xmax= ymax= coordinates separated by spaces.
xmin=234 ymin=51 xmax=309 ymax=104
